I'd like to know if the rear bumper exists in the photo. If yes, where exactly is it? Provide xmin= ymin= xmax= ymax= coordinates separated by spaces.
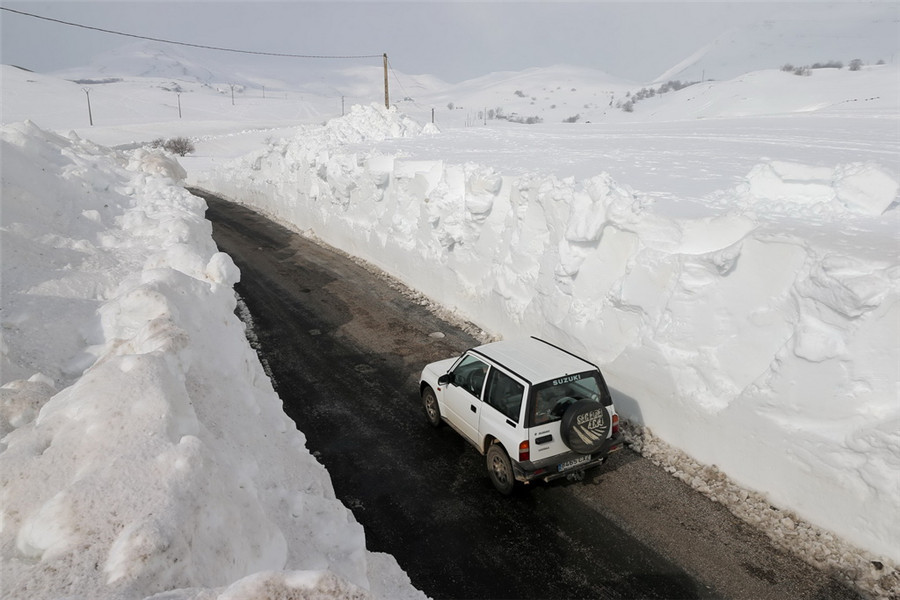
xmin=513 ymin=432 xmax=624 ymax=483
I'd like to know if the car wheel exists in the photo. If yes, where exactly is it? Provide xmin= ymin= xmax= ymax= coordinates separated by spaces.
xmin=560 ymin=400 xmax=611 ymax=454
xmin=422 ymin=387 xmax=442 ymax=427
xmin=486 ymin=443 xmax=515 ymax=495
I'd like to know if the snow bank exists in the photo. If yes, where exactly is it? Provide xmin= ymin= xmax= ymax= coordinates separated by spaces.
xmin=195 ymin=104 xmax=900 ymax=573
xmin=0 ymin=121 xmax=424 ymax=600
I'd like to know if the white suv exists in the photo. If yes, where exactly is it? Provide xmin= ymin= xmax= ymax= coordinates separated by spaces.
xmin=419 ymin=337 xmax=623 ymax=494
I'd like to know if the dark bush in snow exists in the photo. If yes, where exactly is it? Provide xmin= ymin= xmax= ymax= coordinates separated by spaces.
xmin=164 ymin=137 xmax=196 ymax=157
xmin=149 ymin=137 xmax=195 ymax=156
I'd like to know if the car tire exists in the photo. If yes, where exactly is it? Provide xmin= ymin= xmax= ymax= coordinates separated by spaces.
xmin=486 ymin=443 xmax=515 ymax=495
xmin=559 ymin=400 xmax=611 ymax=455
xmin=422 ymin=387 xmax=442 ymax=427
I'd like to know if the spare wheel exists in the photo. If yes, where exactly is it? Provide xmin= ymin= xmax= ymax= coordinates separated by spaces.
xmin=559 ymin=400 xmax=611 ymax=454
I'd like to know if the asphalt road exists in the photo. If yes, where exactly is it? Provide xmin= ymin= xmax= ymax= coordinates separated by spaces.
xmin=194 ymin=188 xmax=862 ymax=600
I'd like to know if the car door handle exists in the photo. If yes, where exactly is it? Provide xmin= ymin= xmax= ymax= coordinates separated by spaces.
xmin=470 ymin=405 xmax=477 ymax=413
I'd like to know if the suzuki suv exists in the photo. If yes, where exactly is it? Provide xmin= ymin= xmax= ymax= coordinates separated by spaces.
xmin=419 ymin=337 xmax=622 ymax=494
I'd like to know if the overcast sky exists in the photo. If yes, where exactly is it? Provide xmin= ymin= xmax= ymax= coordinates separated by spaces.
xmin=1 ymin=1 xmax=898 ymax=83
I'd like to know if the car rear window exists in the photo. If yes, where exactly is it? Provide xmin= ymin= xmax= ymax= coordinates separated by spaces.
xmin=529 ymin=371 xmax=610 ymax=426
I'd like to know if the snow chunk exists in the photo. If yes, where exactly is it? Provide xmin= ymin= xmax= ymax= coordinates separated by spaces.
xmin=741 ymin=160 xmax=899 ymax=216
xmin=833 ymin=162 xmax=900 ymax=215
xmin=213 ymin=570 xmax=369 ymax=600
xmin=323 ymin=103 xmax=423 ymax=145
xmin=205 ymin=251 xmax=241 ymax=286
xmin=127 ymin=148 xmax=187 ymax=182
xmin=0 ymin=374 xmax=55 ymax=435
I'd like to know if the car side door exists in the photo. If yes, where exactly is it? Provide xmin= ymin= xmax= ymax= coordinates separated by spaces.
xmin=441 ymin=353 xmax=488 ymax=445
xmin=480 ymin=366 xmax=527 ymax=456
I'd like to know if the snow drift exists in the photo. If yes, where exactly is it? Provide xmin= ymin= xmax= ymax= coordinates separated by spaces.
xmin=194 ymin=103 xmax=900 ymax=568
xmin=0 ymin=120 xmax=424 ymax=600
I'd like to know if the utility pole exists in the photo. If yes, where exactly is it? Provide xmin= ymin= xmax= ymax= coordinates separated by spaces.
xmin=383 ymin=53 xmax=389 ymax=109
xmin=230 ymin=84 xmax=235 ymax=106
xmin=342 ymin=95 xmax=345 ymax=116
xmin=177 ymin=92 xmax=182 ymax=118
xmin=82 ymin=88 xmax=93 ymax=126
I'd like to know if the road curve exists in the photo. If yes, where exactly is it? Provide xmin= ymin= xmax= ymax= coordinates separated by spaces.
xmin=194 ymin=188 xmax=861 ymax=600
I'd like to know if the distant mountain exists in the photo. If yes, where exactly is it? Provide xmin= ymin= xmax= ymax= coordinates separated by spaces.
xmin=51 ymin=40 xmax=434 ymax=102
xmin=53 ymin=41 xmax=224 ymax=84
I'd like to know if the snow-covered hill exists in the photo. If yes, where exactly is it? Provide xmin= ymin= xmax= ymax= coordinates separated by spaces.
xmin=652 ymin=2 xmax=899 ymax=84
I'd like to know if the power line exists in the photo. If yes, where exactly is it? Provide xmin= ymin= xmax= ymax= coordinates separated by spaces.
xmin=0 ymin=6 xmax=382 ymax=60
xmin=386 ymin=57 xmax=427 ymax=111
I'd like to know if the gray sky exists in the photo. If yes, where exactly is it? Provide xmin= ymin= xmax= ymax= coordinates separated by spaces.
xmin=1 ymin=1 xmax=898 ymax=83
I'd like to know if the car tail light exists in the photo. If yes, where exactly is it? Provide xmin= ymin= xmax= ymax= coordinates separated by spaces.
xmin=612 ymin=413 xmax=619 ymax=436
xmin=519 ymin=440 xmax=530 ymax=461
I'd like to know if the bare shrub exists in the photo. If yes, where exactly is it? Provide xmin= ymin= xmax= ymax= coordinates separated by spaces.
xmin=163 ymin=137 xmax=195 ymax=157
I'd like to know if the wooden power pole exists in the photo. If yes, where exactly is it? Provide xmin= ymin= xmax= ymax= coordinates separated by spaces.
xmin=383 ymin=53 xmax=389 ymax=109
xmin=82 ymin=88 xmax=93 ymax=126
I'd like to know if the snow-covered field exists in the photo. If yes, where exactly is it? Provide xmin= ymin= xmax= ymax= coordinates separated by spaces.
xmin=2 ymin=48 xmax=899 ymax=600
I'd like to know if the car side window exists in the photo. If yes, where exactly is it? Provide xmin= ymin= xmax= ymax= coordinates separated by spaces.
xmin=452 ymin=355 xmax=489 ymax=398
xmin=484 ymin=368 xmax=525 ymax=422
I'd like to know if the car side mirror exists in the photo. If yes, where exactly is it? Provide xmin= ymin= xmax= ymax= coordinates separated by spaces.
xmin=438 ymin=373 xmax=454 ymax=386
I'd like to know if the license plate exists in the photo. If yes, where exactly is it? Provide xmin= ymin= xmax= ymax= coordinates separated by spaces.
xmin=558 ymin=455 xmax=591 ymax=472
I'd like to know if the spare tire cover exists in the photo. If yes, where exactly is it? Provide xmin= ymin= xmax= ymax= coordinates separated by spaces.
xmin=559 ymin=400 xmax=611 ymax=455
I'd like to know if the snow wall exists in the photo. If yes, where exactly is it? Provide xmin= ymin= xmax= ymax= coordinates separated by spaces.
xmin=0 ymin=121 xmax=423 ymax=600
xmin=195 ymin=104 xmax=900 ymax=565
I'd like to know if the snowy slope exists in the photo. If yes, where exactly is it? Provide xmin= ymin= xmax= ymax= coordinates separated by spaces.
xmin=652 ymin=2 xmax=900 ymax=84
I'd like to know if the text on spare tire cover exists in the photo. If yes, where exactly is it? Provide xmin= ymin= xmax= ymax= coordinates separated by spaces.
xmin=577 ymin=408 xmax=604 ymax=429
